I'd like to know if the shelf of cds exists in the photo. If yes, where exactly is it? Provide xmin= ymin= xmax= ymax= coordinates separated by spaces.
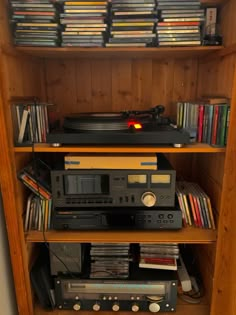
xmin=9 ymin=0 xmax=223 ymax=49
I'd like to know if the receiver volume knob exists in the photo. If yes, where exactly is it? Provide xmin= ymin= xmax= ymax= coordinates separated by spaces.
xmin=73 ymin=303 xmax=81 ymax=311
xmin=93 ymin=303 xmax=101 ymax=311
xmin=112 ymin=302 xmax=120 ymax=312
xmin=132 ymin=303 xmax=140 ymax=312
xmin=149 ymin=303 xmax=160 ymax=313
xmin=141 ymin=192 xmax=156 ymax=207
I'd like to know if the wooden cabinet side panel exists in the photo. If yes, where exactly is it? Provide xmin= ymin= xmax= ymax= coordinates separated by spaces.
xmin=0 ymin=87 xmax=33 ymax=314
xmin=210 ymin=54 xmax=236 ymax=315
xmin=0 ymin=1 xmax=46 ymax=311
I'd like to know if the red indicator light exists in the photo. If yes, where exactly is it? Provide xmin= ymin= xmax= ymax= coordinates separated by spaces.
xmin=133 ymin=123 xmax=142 ymax=129
xmin=128 ymin=120 xmax=143 ymax=129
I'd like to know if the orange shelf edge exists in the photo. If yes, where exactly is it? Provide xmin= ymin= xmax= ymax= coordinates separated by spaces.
xmin=26 ymin=227 xmax=217 ymax=244
xmin=14 ymin=143 xmax=226 ymax=153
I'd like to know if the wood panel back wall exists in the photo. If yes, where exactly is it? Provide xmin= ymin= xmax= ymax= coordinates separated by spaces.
xmin=198 ymin=55 xmax=235 ymax=98
xmin=44 ymin=58 xmax=198 ymax=117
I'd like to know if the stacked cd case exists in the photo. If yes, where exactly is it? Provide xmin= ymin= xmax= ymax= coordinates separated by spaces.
xmin=10 ymin=0 xmax=60 ymax=47
xmin=60 ymin=0 xmax=109 ymax=47
xmin=156 ymin=0 xmax=204 ymax=46
xmin=139 ymin=243 xmax=179 ymax=270
xmin=106 ymin=0 xmax=157 ymax=47
xmin=90 ymin=243 xmax=130 ymax=279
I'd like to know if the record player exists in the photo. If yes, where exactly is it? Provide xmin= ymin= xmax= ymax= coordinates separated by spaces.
xmin=46 ymin=105 xmax=190 ymax=147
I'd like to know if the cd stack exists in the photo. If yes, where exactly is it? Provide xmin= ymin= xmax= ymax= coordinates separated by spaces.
xmin=90 ymin=243 xmax=130 ymax=279
xmin=156 ymin=0 xmax=204 ymax=47
xmin=60 ymin=0 xmax=109 ymax=47
xmin=10 ymin=0 xmax=60 ymax=47
xmin=139 ymin=243 xmax=179 ymax=270
xmin=106 ymin=0 xmax=157 ymax=47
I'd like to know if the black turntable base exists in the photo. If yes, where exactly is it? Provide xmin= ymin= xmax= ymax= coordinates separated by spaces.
xmin=46 ymin=106 xmax=190 ymax=147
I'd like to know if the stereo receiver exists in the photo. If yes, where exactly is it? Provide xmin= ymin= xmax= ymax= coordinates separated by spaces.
xmin=55 ymin=268 xmax=178 ymax=313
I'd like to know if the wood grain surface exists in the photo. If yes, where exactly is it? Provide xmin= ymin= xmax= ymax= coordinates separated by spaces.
xmin=0 ymin=0 xmax=234 ymax=314
xmin=25 ymin=227 xmax=217 ymax=244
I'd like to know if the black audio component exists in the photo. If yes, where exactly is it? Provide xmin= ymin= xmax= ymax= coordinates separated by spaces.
xmin=52 ymin=206 xmax=182 ymax=230
xmin=46 ymin=106 xmax=190 ymax=147
xmin=30 ymin=246 xmax=55 ymax=310
xmin=49 ymin=243 xmax=83 ymax=276
xmin=54 ymin=268 xmax=178 ymax=312
xmin=51 ymin=154 xmax=176 ymax=208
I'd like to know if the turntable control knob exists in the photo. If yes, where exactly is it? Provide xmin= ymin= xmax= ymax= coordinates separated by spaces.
xmin=93 ymin=303 xmax=101 ymax=311
xmin=149 ymin=302 xmax=160 ymax=313
xmin=112 ymin=302 xmax=120 ymax=312
xmin=73 ymin=303 xmax=81 ymax=311
xmin=141 ymin=192 xmax=156 ymax=207
xmin=132 ymin=303 xmax=140 ymax=312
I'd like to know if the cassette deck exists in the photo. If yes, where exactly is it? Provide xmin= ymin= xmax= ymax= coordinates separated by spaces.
xmin=51 ymin=154 xmax=176 ymax=209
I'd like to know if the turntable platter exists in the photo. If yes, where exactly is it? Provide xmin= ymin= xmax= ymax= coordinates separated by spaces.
xmin=64 ymin=112 xmax=130 ymax=131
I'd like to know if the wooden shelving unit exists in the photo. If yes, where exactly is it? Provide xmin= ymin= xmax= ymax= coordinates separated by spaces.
xmin=0 ymin=0 xmax=236 ymax=314
xmin=25 ymin=227 xmax=217 ymax=244
xmin=14 ymin=143 xmax=226 ymax=153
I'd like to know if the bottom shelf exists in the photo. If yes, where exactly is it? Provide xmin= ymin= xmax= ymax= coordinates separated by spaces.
xmin=35 ymin=302 xmax=210 ymax=315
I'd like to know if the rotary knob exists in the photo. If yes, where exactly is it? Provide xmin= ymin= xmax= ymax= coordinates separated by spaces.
xmin=131 ymin=303 xmax=139 ymax=312
xmin=141 ymin=192 xmax=156 ymax=207
xmin=149 ymin=302 xmax=160 ymax=313
xmin=112 ymin=302 xmax=120 ymax=312
xmin=93 ymin=303 xmax=101 ymax=311
xmin=73 ymin=303 xmax=81 ymax=311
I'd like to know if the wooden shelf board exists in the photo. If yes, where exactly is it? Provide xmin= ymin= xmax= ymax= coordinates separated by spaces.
xmin=15 ymin=46 xmax=223 ymax=60
xmin=14 ymin=143 xmax=226 ymax=153
xmin=200 ymin=43 xmax=236 ymax=64
xmin=26 ymin=227 xmax=217 ymax=244
xmin=35 ymin=302 xmax=210 ymax=315
xmin=201 ymin=0 xmax=228 ymax=4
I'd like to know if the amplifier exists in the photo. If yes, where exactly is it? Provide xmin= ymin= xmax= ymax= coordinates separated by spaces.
xmin=52 ymin=206 xmax=182 ymax=230
xmin=55 ymin=268 xmax=178 ymax=312
xmin=51 ymin=155 xmax=176 ymax=208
